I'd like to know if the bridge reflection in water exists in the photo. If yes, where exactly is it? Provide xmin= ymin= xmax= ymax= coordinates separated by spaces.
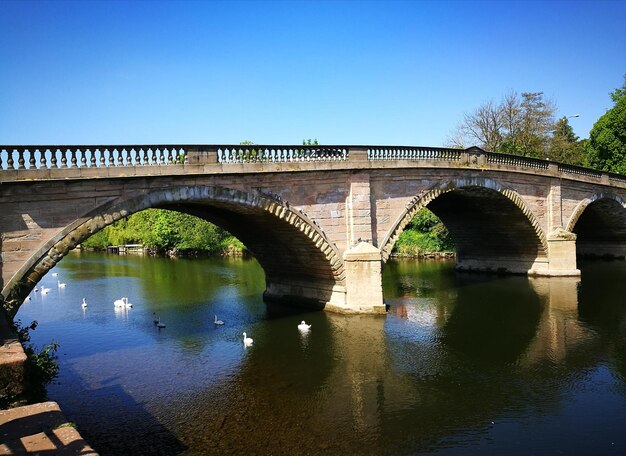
xmin=44 ymin=255 xmax=619 ymax=455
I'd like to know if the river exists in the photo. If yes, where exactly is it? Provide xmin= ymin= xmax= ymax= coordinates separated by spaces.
xmin=16 ymin=251 xmax=626 ymax=455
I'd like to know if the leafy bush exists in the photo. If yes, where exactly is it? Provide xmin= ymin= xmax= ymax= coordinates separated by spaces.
xmin=13 ymin=320 xmax=59 ymax=402
xmin=393 ymin=208 xmax=455 ymax=256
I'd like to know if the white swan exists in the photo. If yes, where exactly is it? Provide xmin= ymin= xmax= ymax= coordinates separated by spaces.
xmin=57 ymin=280 xmax=66 ymax=288
xmin=243 ymin=332 xmax=253 ymax=346
xmin=51 ymin=272 xmax=58 ymax=277
xmin=81 ymin=298 xmax=87 ymax=309
xmin=113 ymin=297 xmax=127 ymax=308
xmin=156 ymin=317 xmax=166 ymax=328
xmin=41 ymin=286 xmax=50 ymax=295
xmin=214 ymin=315 xmax=224 ymax=325
xmin=298 ymin=320 xmax=311 ymax=331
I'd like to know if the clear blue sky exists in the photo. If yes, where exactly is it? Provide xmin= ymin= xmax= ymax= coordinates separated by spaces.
xmin=1 ymin=0 xmax=624 ymax=146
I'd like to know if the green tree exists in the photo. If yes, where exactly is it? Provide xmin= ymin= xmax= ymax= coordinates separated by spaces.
xmin=547 ymin=117 xmax=586 ymax=166
xmin=451 ymin=91 xmax=557 ymax=158
xmin=587 ymin=75 xmax=626 ymax=173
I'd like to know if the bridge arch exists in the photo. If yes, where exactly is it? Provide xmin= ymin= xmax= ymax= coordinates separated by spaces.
xmin=566 ymin=192 xmax=626 ymax=232
xmin=567 ymin=192 xmax=626 ymax=259
xmin=380 ymin=177 xmax=549 ymax=274
xmin=3 ymin=185 xmax=345 ymax=316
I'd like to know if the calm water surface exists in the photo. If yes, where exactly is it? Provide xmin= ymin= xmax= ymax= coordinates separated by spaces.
xmin=16 ymin=251 xmax=626 ymax=455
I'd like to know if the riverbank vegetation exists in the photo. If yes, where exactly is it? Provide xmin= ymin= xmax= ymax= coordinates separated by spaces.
xmin=392 ymin=208 xmax=455 ymax=257
xmin=81 ymin=209 xmax=245 ymax=257
xmin=1 ymin=320 xmax=60 ymax=406
xmin=82 ymin=207 xmax=453 ymax=258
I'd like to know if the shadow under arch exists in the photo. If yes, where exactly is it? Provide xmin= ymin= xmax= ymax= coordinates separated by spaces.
xmin=3 ymin=186 xmax=345 ymax=317
xmin=566 ymin=192 xmax=626 ymax=259
xmin=380 ymin=177 xmax=549 ymax=274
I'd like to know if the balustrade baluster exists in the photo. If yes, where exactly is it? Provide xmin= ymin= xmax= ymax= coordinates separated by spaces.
xmin=134 ymin=148 xmax=140 ymax=165
xmin=18 ymin=149 xmax=26 ymax=170
xmin=157 ymin=148 xmax=163 ymax=164
xmin=90 ymin=149 xmax=96 ymax=167
xmin=71 ymin=149 xmax=78 ymax=168
xmin=50 ymin=149 xmax=58 ymax=168
xmin=126 ymin=148 xmax=133 ymax=165
xmin=59 ymin=149 xmax=67 ymax=168
xmin=41 ymin=149 xmax=48 ymax=169
xmin=7 ymin=149 xmax=14 ymax=169
xmin=80 ymin=149 xmax=87 ymax=167
xmin=149 ymin=148 xmax=155 ymax=164
xmin=165 ymin=148 xmax=172 ymax=164
xmin=116 ymin=149 xmax=123 ymax=166
xmin=27 ymin=149 xmax=36 ymax=169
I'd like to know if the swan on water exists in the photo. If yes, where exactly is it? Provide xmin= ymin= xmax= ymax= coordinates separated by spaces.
xmin=153 ymin=312 xmax=160 ymax=324
xmin=114 ymin=297 xmax=131 ymax=308
xmin=298 ymin=320 xmax=311 ymax=331
xmin=214 ymin=315 xmax=224 ymax=325
xmin=243 ymin=332 xmax=253 ymax=346
xmin=57 ymin=280 xmax=66 ymax=288
xmin=51 ymin=273 xmax=58 ymax=277
xmin=81 ymin=298 xmax=87 ymax=309
xmin=41 ymin=287 xmax=50 ymax=295
xmin=156 ymin=317 xmax=166 ymax=329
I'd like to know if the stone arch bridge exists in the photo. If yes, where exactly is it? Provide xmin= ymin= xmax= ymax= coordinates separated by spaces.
xmin=2 ymin=144 xmax=626 ymax=317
